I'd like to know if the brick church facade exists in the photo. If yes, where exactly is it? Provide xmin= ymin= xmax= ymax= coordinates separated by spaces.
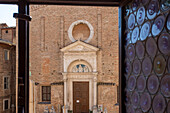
xmin=29 ymin=5 xmax=119 ymax=113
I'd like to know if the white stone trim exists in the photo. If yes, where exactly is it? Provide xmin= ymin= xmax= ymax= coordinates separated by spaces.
xmin=60 ymin=40 xmax=99 ymax=52
xmin=68 ymin=20 xmax=94 ymax=43
xmin=3 ymin=98 xmax=10 ymax=111
xmin=62 ymin=72 xmax=97 ymax=111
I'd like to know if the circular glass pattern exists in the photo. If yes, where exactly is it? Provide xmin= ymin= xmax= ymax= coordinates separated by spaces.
xmin=160 ymin=0 xmax=170 ymax=12
xmin=125 ymin=5 xmax=130 ymax=17
xmin=128 ymin=106 xmax=135 ymax=113
xmin=137 ymin=6 xmax=145 ymax=25
xmin=136 ymin=109 xmax=142 ymax=113
xmin=136 ymin=41 xmax=145 ymax=59
xmin=132 ymin=27 xmax=139 ymax=43
xmin=158 ymin=33 xmax=170 ymax=55
xmin=128 ymin=14 xmax=136 ymax=30
xmin=131 ymin=91 xmax=140 ymax=109
xmin=154 ymin=55 xmax=166 ymax=76
xmin=132 ymin=0 xmax=140 ymax=11
xmin=141 ymin=0 xmax=150 ymax=5
xmin=133 ymin=59 xmax=141 ymax=76
xmin=161 ymin=74 xmax=170 ymax=97
xmin=142 ymin=57 xmax=152 ymax=76
xmin=167 ymin=101 xmax=170 ymax=113
xmin=167 ymin=14 xmax=170 ymax=31
xmin=147 ymin=0 xmax=159 ymax=19
xmin=137 ymin=75 xmax=146 ymax=92
xmin=125 ymin=32 xmax=131 ymax=46
xmin=125 ymin=59 xmax=132 ymax=76
xmin=146 ymin=37 xmax=157 ymax=58
xmin=128 ymin=75 xmax=136 ymax=91
xmin=168 ymin=57 xmax=170 ymax=73
xmin=125 ymin=90 xmax=131 ymax=105
xmin=152 ymin=15 xmax=165 ymax=36
xmin=140 ymin=21 xmax=151 ymax=41
xmin=126 ymin=44 xmax=135 ymax=61
xmin=147 ymin=74 xmax=159 ymax=94
xmin=153 ymin=93 xmax=166 ymax=113
xmin=140 ymin=92 xmax=151 ymax=112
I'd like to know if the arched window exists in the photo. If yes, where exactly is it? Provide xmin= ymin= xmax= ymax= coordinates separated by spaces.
xmin=72 ymin=64 xmax=89 ymax=72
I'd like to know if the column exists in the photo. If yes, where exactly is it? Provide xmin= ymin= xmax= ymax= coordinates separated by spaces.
xmin=63 ymin=75 xmax=68 ymax=113
xmin=63 ymin=77 xmax=67 ymax=106
xmin=93 ymin=76 xmax=97 ymax=105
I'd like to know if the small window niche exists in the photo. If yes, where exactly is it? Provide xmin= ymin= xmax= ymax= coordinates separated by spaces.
xmin=4 ymin=49 xmax=9 ymax=61
xmin=3 ymin=99 xmax=10 ymax=111
xmin=4 ymin=77 xmax=9 ymax=90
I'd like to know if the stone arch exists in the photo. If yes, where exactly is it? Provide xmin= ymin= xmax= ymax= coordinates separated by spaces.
xmin=68 ymin=20 xmax=94 ymax=43
xmin=67 ymin=59 xmax=93 ymax=72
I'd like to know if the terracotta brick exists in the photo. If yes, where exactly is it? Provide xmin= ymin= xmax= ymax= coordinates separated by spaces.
xmin=0 ymin=24 xmax=16 ymax=113
xmin=30 ymin=5 xmax=119 ymax=112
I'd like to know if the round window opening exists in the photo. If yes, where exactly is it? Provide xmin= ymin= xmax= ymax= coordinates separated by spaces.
xmin=72 ymin=23 xmax=90 ymax=41
xmin=68 ymin=20 xmax=94 ymax=43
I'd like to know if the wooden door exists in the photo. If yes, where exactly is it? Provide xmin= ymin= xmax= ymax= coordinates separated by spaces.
xmin=73 ymin=82 xmax=89 ymax=113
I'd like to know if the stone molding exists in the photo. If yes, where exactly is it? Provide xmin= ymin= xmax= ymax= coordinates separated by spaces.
xmin=97 ymin=82 xmax=115 ymax=86
xmin=61 ymin=40 xmax=99 ymax=110
xmin=61 ymin=41 xmax=99 ymax=72
xmin=68 ymin=20 xmax=94 ymax=43
xmin=62 ymin=72 xmax=98 ymax=110
xmin=30 ymin=5 xmax=47 ymax=12
xmin=62 ymin=72 xmax=98 ymax=79
xmin=60 ymin=40 xmax=99 ymax=52
xmin=50 ymin=82 xmax=64 ymax=85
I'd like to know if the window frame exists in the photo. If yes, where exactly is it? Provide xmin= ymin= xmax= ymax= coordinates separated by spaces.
xmin=3 ymin=98 xmax=10 ymax=111
xmin=4 ymin=49 xmax=10 ymax=61
xmin=41 ymin=86 xmax=51 ymax=102
xmin=3 ymin=76 xmax=10 ymax=90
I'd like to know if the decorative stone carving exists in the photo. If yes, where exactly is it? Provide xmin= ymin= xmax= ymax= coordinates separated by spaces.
xmin=60 ymin=40 xmax=99 ymax=72
xmin=72 ymin=64 xmax=89 ymax=72
xmin=74 ymin=45 xmax=84 ymax=51
xmin=68 ymin=20 xmax=94 ymax=43
xmin=61 ymin=40 xmax=99 ymax=111
xmin=84 ymin=65 xmax=89 ymax=72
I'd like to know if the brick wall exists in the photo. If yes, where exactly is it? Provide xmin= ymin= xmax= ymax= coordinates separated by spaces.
xmin=0 ymin=24 xmax=16 ymax=113
xmin=30 ymin=5 xmax=119 ymax=112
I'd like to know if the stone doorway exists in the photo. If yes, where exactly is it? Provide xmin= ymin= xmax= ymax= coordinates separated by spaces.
xmin=73 ymin=82 xmax=89 ymax=113
xmin=61 ymin=40 xmax=99 ymax=111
